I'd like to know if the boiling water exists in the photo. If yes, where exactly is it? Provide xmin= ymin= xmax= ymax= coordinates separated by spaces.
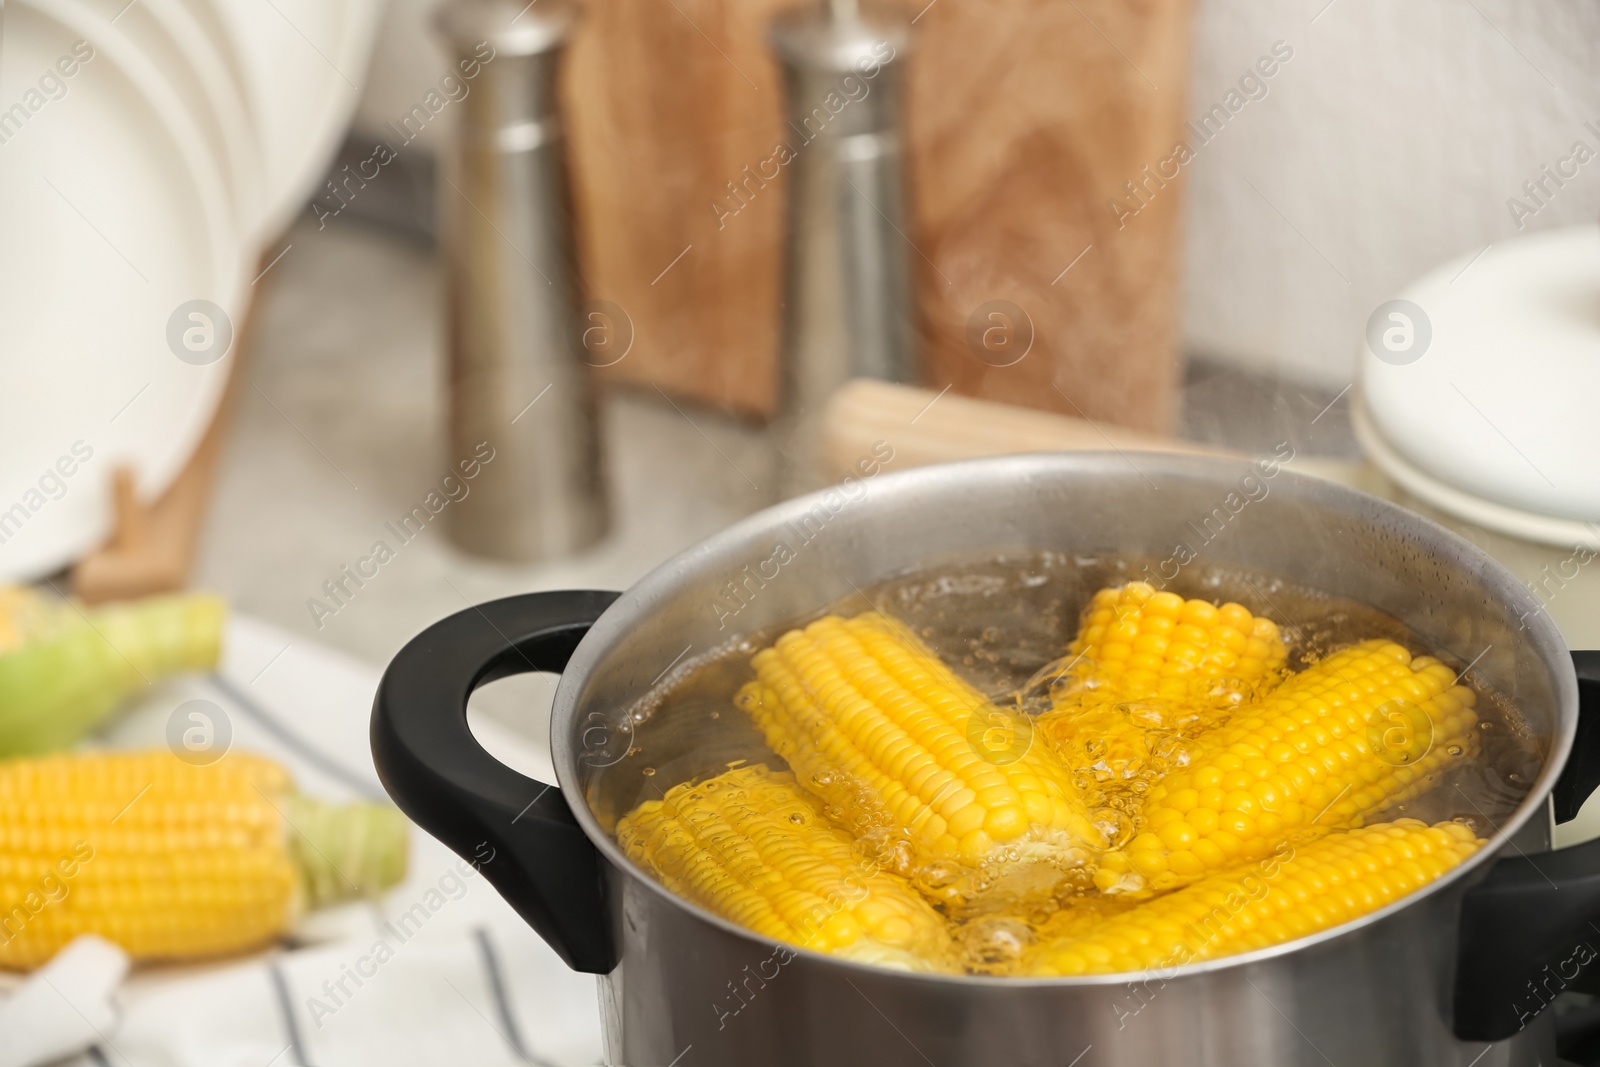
xmin=590 ymin=551 xmax=1545 ymax=970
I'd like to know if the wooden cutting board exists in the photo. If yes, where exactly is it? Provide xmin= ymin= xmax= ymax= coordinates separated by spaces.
xmin=908 ymin=0 xmax=1192 ymax=435
xmin=562 ymin=0 xmax=1191 ymax=432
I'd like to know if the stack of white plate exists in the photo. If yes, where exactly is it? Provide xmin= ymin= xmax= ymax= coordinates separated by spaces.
xmin=1356 ymin=226 xmax=1600 ymax=548
xmin=0 ymin=0 xmax=383 ymax=581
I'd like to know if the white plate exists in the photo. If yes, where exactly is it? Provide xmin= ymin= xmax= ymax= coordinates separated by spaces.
xmin=0 ymin=1 xmax=244 ymax=580
xmin=61 ymin=0 xmax=268 ymax=241
xmin=1354 ymin=399 xmax=1600 ymax=550
xmin=172 ymin=0 xmax=260 ymax=125
xmin=213 ymin=0 xmax=384 ymax=237
xmin=1359 ymin=226 xmax=1600 ymax=526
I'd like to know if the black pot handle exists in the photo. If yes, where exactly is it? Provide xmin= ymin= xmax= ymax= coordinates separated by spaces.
xmin=370 ymin=590 xmax=621 ymax=974
xmin=1454 ymin=650 xmax=1600 ymax=1041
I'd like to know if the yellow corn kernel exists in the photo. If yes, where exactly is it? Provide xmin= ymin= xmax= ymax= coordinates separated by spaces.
xmin=1028 ymin=819 xmax=1483 ymax=975
xmin=616 ymin=764 xmax=957 ymax=972
xmin=1099 ymin=640 xmax=1479 ymax=893
xmin=736 ymin=613 xmax=1105 ymax=908
xmin=0 ymin=751 xmax=407 ymax=970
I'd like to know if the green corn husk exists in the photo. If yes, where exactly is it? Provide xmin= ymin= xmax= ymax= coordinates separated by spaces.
xmin=285 ymin=794 xmax=412 ymax=909
xmin=0 ymin=589 xmax=226 ymax=756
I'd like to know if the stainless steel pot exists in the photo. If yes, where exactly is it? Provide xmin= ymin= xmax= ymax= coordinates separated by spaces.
xmin=372 ymin=453 xmax=1600 ymax=1067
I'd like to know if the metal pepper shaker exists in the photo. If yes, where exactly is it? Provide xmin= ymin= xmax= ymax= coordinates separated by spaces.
xmin=769 ymin=1 xmax=914 ymax=497
xmin=435 ymin=0 xmax=608 ymax=560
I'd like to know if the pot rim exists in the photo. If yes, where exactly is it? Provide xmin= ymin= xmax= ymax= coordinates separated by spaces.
xmin=553 ymin=451 xmax=1577 ymax=987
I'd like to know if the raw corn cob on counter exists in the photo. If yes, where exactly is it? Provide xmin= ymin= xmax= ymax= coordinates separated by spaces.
xmin=610 ymin=556 xmax=1536 ymax=978
xmin=0 ymin=586 xmax=226 ymax=756
xmin=0 ymin=749 xmax=408 ymax=970
xmin=0 ymin=585 xmax=411 ymax=973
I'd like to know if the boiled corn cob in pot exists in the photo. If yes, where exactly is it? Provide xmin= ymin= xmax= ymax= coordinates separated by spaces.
xmin=1034 ymin=584 xmax=1288 ymax=797
xmin=1025 ymin=819 xmax=1483 ymax=976
xmin=735 ymin=612 xmax=1107 ymax=913
xmin=1096 ymin=640 xmax=1479 ymax=894
xmin=0 ymin=586 xmax=226 ymax=757
xmin=1044 ymin=582 xmax=1289 ymax=710
xmin=616 ymin=763 xmax=958 ymax=972
xmin=0 ymin=749 xmax=407 ymax=970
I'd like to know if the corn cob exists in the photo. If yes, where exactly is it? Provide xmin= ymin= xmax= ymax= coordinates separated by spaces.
xmin=735 ymin=613 xmax=1106 ymax=909
xmin=1026 ymin=819 xmax=1483 ymax=976
xmin=617 ymin=764 xmax=957 ymax=972
xmin=1096 ymin=640 xmax=1479 ymax=894
xmin=0 ymin=750 xmax=407 ymax=970
xmin=0 ymin=589 xmax=226 ymax=757
xmin=1034 ymin=585 xmax=1287 ymax=808
xmin=1046 ymin=583 xmax=1289 ymax=712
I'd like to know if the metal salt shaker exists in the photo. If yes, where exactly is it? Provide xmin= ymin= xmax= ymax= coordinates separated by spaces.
xmin=436 ymin=0 xmax=608 ymax=560
xmin=770 ymin=1 xmax=914 ymax=497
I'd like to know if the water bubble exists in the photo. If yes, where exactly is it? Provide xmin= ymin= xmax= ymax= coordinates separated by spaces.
xmin=961 ymin=917 xmax=1033 ymax=964
xmin=1124 ymin=702 xmax=1167 ymax=728
xmin=1149 ymin=734 xmax=1191 ymax=768
xmin=916 ymin=862 xmax=963 ymax=891
xmin=789 ymin=813 xmax=805 ymax=825
xmin=1093 ymin=807 xmax=1134 ymax=848
xmin=641 ymin=766 xmax=656 ymax=777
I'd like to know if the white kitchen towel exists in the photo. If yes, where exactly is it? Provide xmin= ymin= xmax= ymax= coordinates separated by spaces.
xmin=0 ymin=936 xmax=128 ymax=1067
xmin=86 ymin=921 xmax=600 ymax=1067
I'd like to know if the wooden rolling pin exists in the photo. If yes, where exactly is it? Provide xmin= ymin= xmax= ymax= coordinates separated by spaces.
xmin=820 ymin=379 xmax=1219 ymax=480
